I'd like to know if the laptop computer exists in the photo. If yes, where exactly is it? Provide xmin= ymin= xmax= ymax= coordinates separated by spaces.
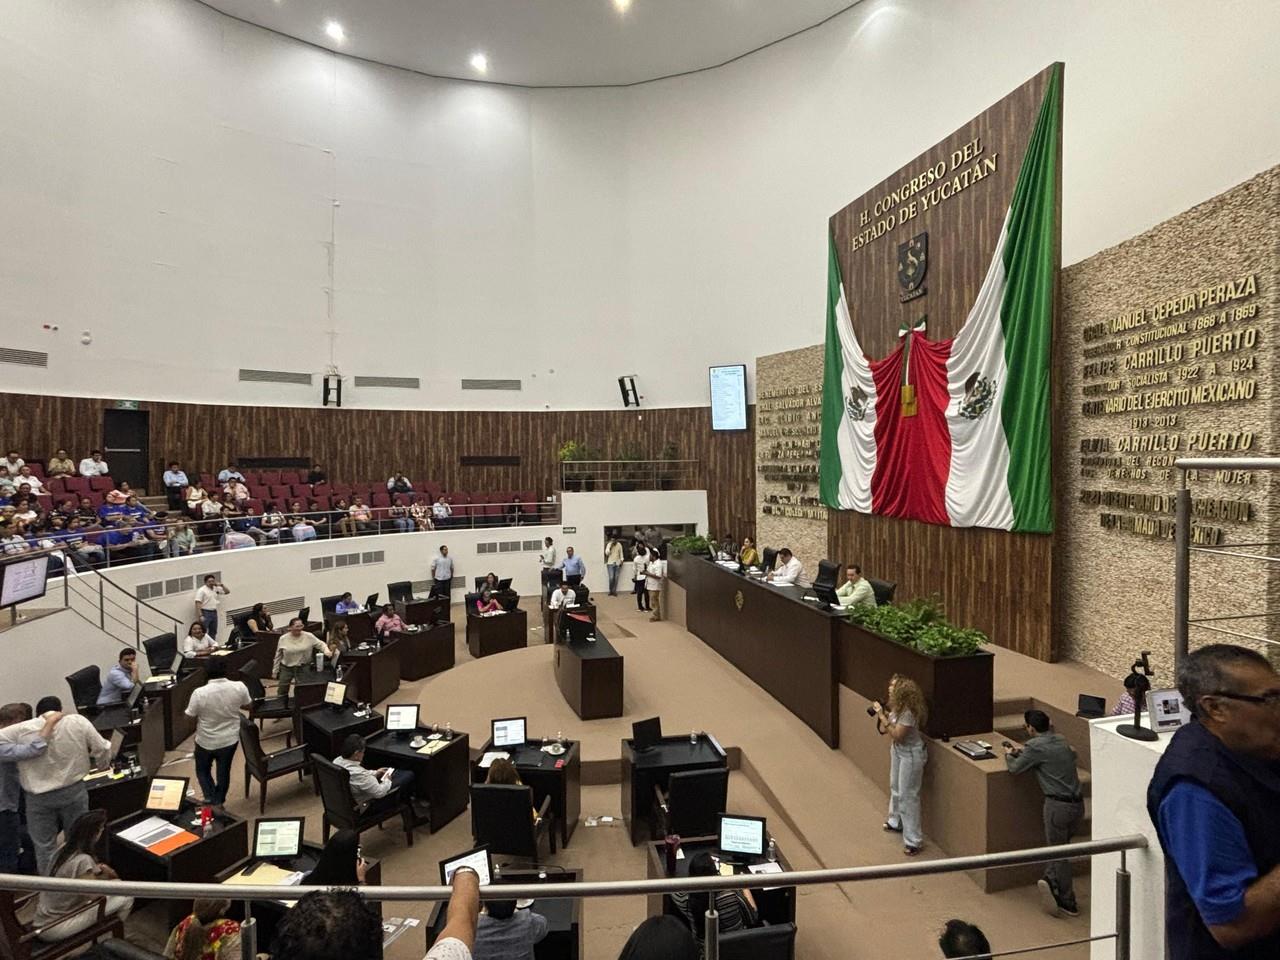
xmin=632 ymin=717 xmax=662 ymax=752
xmin=1076 ymin=694 xmax=1107 ymax=719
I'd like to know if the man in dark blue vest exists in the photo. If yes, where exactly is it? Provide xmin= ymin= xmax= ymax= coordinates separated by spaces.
xmin=1147 ymin=643 xmax=1280 ymax=959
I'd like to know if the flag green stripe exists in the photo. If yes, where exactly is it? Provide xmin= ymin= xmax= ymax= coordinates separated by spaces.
xmin=819 ymin=232 xmax=848 ymax=508
xmin=999 ymin=64 xmax=1061 ymax=533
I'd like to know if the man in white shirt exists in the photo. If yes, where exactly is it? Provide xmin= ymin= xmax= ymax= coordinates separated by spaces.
xmin=184 ymin=658 xmax=250 ymax=811
xmin=335 ymin=734 xmax=414 ymax=815
xmin=547 ymin=580 xmax=578 ymax=641
xmin=78 ymin=450 xmax=110 ymax=477
xmin=766 ymin=547 xmax=804 ymax=586
xmin=194 ymin=574 xmax=230 ymax=640
xmin=216 ymin=463 xmax=245 ymax=484
xmin=0 ymin=452 xmax=24 ymax=475
xmin=430 ymin=545 xmax=454 ymax=599
xmin=432 ymin=497 xmax=453 ymax=525
xmin=645 ymin=549 xmax=668 ymax=622
xmin=0 ymin=704 xmax=59 ymax=875
xmin=14 ymin=467 xmax=42 ymax=495
xmin=539 ymin=537 xmax=557 ymax=595
xmin=1 ymin=696 xmax=109 ymax=874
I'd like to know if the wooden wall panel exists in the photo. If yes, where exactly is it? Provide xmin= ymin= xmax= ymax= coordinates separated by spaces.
xmin=0 ymin=393 xmax=755 ymax=538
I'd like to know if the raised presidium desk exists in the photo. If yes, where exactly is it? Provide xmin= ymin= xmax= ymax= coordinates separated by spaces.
xmin=424 ymin=869 xmax=583 ymax=960
xmin=645 ymin=835 xmax=796 ymax=927
xmin=621 ymin=734 xmax=728 ymax=846
xmin=108 ymin=805 xmax=249 ymax=927
xmin=301 ymin=704 xmax=384 ymax=760
xmin=340 ymin=641 xmax=402 ymax=705
xmin=466 ymin=608 xmax=528 ymax=658
xmin=142 ymin=666 xmax=206 ymax=750
xmin=361 ymin=727 xmax=471 ymax=833
xmin=396 ymin=594 xmax=450 ymax=626
xmin=391 ymin=623 xmax=455 ymax=680
xmin=216 ymin=842 xmax=383 ymax=951
xmin=471 ymin=738 xmax=582 ymax=847
xmin=671 ymin=556 xmax=995 ymax=746
xmin=554 ymin=626 xmax=623 ymax=721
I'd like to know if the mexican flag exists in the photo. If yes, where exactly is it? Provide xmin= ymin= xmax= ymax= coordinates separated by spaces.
xmin=819 ymin=65 xmax=1059 ymax=533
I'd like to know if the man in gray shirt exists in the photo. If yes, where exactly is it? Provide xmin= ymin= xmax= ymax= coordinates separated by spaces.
xmin=473 ymin=899 xmax=548 ymax=960
xmin=1004 ymin=709 xmax=1083 ymax=918
xmin=430 ymin=545 xmax=454 ymax=599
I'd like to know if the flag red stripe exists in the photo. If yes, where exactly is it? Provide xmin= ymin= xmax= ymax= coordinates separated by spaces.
xmin=869 ymin=332 xmax=953 ymax=524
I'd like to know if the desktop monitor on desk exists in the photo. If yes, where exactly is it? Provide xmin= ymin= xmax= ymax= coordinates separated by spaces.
xmin=632 ymin=717 xmax=662 ymax=752
xmin=565 ymin=614 xmax=594 ymax=644
xmin=491 ymin=716 xmax=527 ymax=748
xmin=385 ymin=704 xmax=419 ymax=735
xmin=364 ymin=592 xmax=379 ymax=611
xmin=498 ymin=578 xmax=513 ymax=592
xmin=145 ymin=776 xmax=188 ymax=814
xmin=254 ymin=817 xmax=305 ymax=861
xmin=718 ymin=813 xmax=767 ymax=862
xmin=811 ymin=583 xmax=841 ymax=608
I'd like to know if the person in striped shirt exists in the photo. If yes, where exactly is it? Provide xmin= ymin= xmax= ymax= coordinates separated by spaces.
xmin=670 ymin=851 xmax=757 ymax=949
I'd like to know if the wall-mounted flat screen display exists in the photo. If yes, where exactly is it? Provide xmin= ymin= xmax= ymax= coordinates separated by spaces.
xmin=709 ymin=364 xmax=748 ymax=431
xmin=0 ymin=555 xmax=49 ymax=609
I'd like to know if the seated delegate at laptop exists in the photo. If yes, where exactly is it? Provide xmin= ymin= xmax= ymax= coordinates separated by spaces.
xmin=765 ymin=548 xmax=803 ymax=586
xmin=334 ymin=593 xmax=363 ymax=615
xmin=96 ymin=649 xmax=140 ymax=706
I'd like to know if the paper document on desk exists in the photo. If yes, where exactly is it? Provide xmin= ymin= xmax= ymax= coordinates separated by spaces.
xmin=211 ymin=649 xmax=233 ymax=657
xmin=748 ymin=861 xmax=784 ymax=890
xmin=117 ymin=816 xmax=180 ymax=846
xmin=223 ymin=864 xmax=302 ymax=886
xmin=417 ymin=740 xmax=449 ymax=756
xmin=148 ymin=673 xmax=174 ymax=684
xmin=477 ymin=750 xmax=510 ymax=768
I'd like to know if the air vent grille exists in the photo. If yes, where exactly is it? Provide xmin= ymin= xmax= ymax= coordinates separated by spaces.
xmin=354 ymin=376 xmax=420 ymax=389
xmin=461 ymin=379 xmax=521 ymax=391
xmin=0 ymin=348 xmax=48 ymax=368
xmin=239 ymin=369 xmax=313 ymax=385
xmin=310 ymin=551 xmax=384 ymax=572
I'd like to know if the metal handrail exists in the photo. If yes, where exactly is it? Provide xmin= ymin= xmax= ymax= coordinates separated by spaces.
xmin=0 ymin=835 xmax=1145 ymax=901
xmin=558 ymin=458 xmax=699 ymax=492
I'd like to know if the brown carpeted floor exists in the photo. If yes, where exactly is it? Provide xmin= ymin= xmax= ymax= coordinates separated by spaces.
xmin=123 ymin=594 xmax=1099 ymax=959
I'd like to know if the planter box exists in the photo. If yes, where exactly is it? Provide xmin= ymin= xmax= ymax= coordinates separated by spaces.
xmin=837 ymin=620 xmax=993 ymax=738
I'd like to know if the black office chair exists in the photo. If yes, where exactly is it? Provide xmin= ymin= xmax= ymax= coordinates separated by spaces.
xmin=868 ymin=577 xmax=897 ymax=606
xmin=719 ymin=922 xmax=797 ymax=960
xmin=760 ymin=548 xmax=778 ymax=574
xmin=238 ymin=660 xmax=292 ymax=732
xmin=297 ymin=606 xmax=311 ymax=624
xmin=239 ymin=717 xmax=309 ymax=813
xmin=312 ymin=754 xmax=415 ymax=847
xmin=319 ymin=594 xmax=344 ymax=619
xmin=142 ymin=633 xmax=177 ymax=674
xmin=573 ymin=584 xmax=591 ymax=604
xmin=387 ymin=581 xmax=414 ymax=604
xmin=814 ymin=560 xmax=840 ymax=588
xmin=470 ymin=784 xmax=555 ymax=861
xmin=652 ymin=768 xmax=729 ymax=839
xmin=65 ymin=666 xmax=102 ymax=715
xmin=228 ymin=612 xmax=254 ymax=646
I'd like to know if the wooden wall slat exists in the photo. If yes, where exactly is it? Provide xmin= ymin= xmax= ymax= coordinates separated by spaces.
xmin=0 ymin=393 xmax=756 ymax=539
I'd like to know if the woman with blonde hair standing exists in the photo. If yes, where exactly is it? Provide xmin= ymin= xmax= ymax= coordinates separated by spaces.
xmin=872 ymin=674 xmax=928 ymax=856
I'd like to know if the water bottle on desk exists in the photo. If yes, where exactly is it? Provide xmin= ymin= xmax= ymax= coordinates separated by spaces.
xmin=690 ymin=729 xmax=698 ymax=746
xmin=335 ymin=663 xmax=344 ymax=683
xmin=767 ymin=838 xmax=777 ymax=863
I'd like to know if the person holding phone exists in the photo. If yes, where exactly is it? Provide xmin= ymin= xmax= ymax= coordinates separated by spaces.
xmin=873 ymin=674 xmax=928 ymax=856
xmin=301 ymin=829 xmax=367 ymax=886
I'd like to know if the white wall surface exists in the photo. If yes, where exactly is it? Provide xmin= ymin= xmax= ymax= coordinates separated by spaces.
xmin=1089 ymin=716 xmax=1168 ymax=960
xmin=2 ymin=0 xmax=1278 ymax=409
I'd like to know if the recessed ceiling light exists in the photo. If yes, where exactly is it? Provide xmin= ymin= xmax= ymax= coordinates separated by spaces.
xmin=614 ymin=0 xmax=632 ymax=12
xmin=469 ymin=52 xmax=488 ymax=74
xmin=325 ymin=20 xmax=346 ymax=42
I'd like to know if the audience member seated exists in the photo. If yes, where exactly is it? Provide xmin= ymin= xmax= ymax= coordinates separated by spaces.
xmin=342 ymin=496 xmax=374 ymax=537
xmin=327 ymin=620 xmax=352 ymax=658
xmin=424 ymin=868 xmax=481 ymax=960
xmin=182 ymin=621 xmax=219 ymax=658
xmin=76 ymin=496 xmax=98 ymax=522
xmin=16 ymin=466 xmax=44 ymax=495
xmin=122 ymin=494 xmax=151 ymax=520
xmin=164 ymin=897 xmax=242 ymax=960
xmin=387 ymin=472 xmax=413 ymax=494
xmin=304 ymin=500 xmax=331 ymax=538
xmin=307 ymin=463 xmax=327 ymax=487
xmin=217 ymin=463 xmax=245 ymax=485
xmin=474 ymin=898 xmax=548 ymax=960
xmin=0 ymin=451 xmax=24 ymax=475
xmin=201 ymin=491 xmax=228 ymax=520
xmin=97 ymin=493 xmax=128 ymax=523
xmin=96 ymin=648 xmax=140 ymax=706
xmin=301 ymin=828 xmax=367 ymax=886
xmin=390 ymin=497 xmax=413 ymax=532
xmin=1111 ymin=674 xmax=1140 ymax=716
xmin=0 ymin=468 xmax=16 ymax=497
xmin=102 ymin=518 xmax=159 ymax=563
xmin=221 ymin=527 xmax=256 ymax=550
xmin=33 ymin=810 xmax=132 ymax=941
xmin=1 ymin=522 xmax=30 ymax=555
xmin=258 ymin=502 xmax=286 ymax=542
xmin=837 ymin=564 xmax=876 ymax=608
xmin=374 ymin=604 xmax=404 ymax=637
xmin=403 ymin=498 xmax=433 ymax=531
xmin=222 ymin=478 xmax=250 ymax=506
xmin=287 ymin=500 xmax=318 ymax=541
xmin=939 ymin=919 xmax=991 ymax=959
xmin=485 ymin=758 xmax=541 ymax=824
xmin=617 ymin=916 xmax=698 ymax=960
xmin=334 ymin=592 xmax=363 ymax=615
xmin=335 ymin=734 xmax=414 ymax=815
xmin=186 ymin=482 xmax=210 ymax=512
xmin=246 ymin=603 xmax=274 ymax=635
xmin=46 ymin=449 xmax=76 ymax=478
xmin=433 ymin=496 xmax=453 ymax=526
xmin=161 ymin=461 xmax=189 ymax=510
xmin=53 ymin=517 xmax=107 ymax=569
xmin=671 ymin=852 xmax=757 ymax=942
xmin=78 ymin=450 xmax=110 ymax=478
xmin=272 ymin=617 xmax=329 ymax=695
xmin=168 ymin=518 xmax=197 ymax=557
xmin=272 ymin=889 xmax=382 ymax=960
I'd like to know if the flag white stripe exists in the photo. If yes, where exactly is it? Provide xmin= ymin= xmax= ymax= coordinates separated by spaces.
xmin=833 ymin=284 xmax=877 ymax=512
xmin=945 ymin=209 xmax=1014 ymax=529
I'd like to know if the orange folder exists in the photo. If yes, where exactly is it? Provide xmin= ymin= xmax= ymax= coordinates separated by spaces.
xmin=147 ymin=830 xmax=200 ymax=856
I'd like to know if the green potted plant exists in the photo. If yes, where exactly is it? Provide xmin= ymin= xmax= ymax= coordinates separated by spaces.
xmin=558 ymin=440 xmax=592 ymax=491
xmin=668 ymin=534 xmax=713 ymax=558
xmin=611 ymin=444 xmax=644 ymax=491
xmin=658 ymin=441 xmax=679 ymax=490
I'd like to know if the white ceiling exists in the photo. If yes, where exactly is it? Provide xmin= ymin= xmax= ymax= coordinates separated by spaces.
xmin=195 ymin=0 xmax=860 ymax=87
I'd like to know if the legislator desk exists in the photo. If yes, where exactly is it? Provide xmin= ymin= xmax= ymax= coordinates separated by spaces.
xmin=109 ymin=806 xmax=249 ymax=927
xmin=340 ymin=641 xmax=401 ymax=705
xmin=397 ymin=595 xmax=449 ymax=626
xmin=217 ymin=631 xmax=281 ymax=679
xmin=466 ymin=608 xmax=527 ymax=658
xmin=554 ymin=628 xmax=623 ymax=721
xmin=329 ymin=609 xmax=375 ymax=645
xmin=301 ymin=704 xmax=383 ymax=760
xmin=471 ymin=738 xmax=581 ymax=847
xmin=362 ymin=728 xmax=471 ymax=832
xmin=392 ymin=623 xmax=455 ymax=680
xmin=646 ymin=835 xmax=796 ymax=926
xmin=142 ymin=666 xmax=207 ymax=750
xmin=85 ymin=769 xmax=149 ymax=823
xmin=541 ymin=600 xmax=597 ymax=644
xmin=673 ymin=557 xmax=839 ymax=748
xmin=621 ymin=734 xmax=728 ymax=846
xmin=424 ymin=868 xmax=582 ymax=960
xmin=217 ymin=841 xmax=383 ymax=951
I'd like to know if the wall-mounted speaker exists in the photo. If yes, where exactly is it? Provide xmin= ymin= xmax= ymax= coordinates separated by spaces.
xmin=322 ymin=374 xmax=342 ymax=407
xmin=618 ymin=375 xmax=640 ymax=408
